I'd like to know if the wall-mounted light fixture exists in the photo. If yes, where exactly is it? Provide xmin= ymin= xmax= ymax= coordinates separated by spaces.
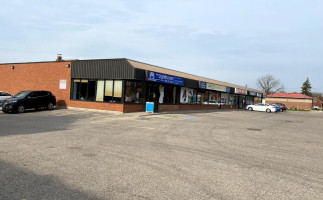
xmin=11 ymin=66 xmax=14 ymax=69
xmin=66 ymin=64 xmax=70 ymax=68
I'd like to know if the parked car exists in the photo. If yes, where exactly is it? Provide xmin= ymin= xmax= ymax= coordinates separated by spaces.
xmin=246 ymin=103 xmax=277 ymax=113
xmin=270 ymin=104 xmax=280 ymax=112
xmin=0 ymin=91 xmax=12 ymax=100
xmin=312 ymin=106 xmax=321 ymax=110
xmin=273 ymin=103 xmax=287 ymax=112
xmin=0 ymin=90 xmax=56 ymax=113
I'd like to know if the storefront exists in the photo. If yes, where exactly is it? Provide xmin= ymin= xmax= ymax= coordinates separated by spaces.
xmin=0 ymin=58 xmax=264 ymax=112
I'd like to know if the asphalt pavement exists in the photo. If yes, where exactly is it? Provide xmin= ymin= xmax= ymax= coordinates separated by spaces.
xmin=0 ymin=108 xmax=322 ymax=199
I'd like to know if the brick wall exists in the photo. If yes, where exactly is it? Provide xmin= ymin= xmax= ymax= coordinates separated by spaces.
xmin=0 ymin=62 xmax=72 ymax=106
xmin=124 ymin=104 xmax=146 ymax=112
xmin=313 ymin=98 xmax=323 ymax=108
xmin=69 ymin=100 xmax=124 ymax=112
xmin=266 ymin=98 xmax=312 ymax=110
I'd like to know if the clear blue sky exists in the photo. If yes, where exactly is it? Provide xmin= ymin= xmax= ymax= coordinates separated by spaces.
xmin=1 ymin=0 xmax=322 ymax=92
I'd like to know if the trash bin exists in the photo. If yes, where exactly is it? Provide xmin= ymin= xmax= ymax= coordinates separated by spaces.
xmin=146 ymin=102 xmax=154 ymax=113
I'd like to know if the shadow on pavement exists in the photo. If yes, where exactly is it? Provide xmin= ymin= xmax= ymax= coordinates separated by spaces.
xmin=0 ymin=160 xmax=103 ymax=200
xmin=0 ymin=110 xmax=80 ymax=137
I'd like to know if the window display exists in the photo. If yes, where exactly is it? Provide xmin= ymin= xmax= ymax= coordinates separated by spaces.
xmin=72 ymin=79 xmax=123 ymax=103
xmin=209 ymin=91 xmax=221 ymax=105
xmin=125 ymin=81 xmax=146 ymax=103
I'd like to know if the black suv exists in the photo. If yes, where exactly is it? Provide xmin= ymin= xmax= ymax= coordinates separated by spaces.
xmin=273 ymin=103 xmax=287 ymax=112
xmin=0 ymin=91 xmax=56 ymax=113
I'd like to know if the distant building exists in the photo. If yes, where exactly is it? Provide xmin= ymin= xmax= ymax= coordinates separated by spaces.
xmin=266 ymin=93 xmax=313 ymax=110
xmin=313 ymin=97 xmax=323 ymax=109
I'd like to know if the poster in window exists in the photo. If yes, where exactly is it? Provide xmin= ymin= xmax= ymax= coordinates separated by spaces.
xmin=188 ymin=88 xmax=194 ymax=104
xmin=59 ymin=80 xmax=67 ymax=89
xmin=180 ymin=87 xmax=188 ymax=104
xmin=159 ymin=85 xmax=164 ymax=104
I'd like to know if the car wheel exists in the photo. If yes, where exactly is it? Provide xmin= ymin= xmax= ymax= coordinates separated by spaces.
xmin=47 ymin=103 xmax=54 ymax=110
xmin=248 ymin=107 xmax=253 ymax=111
xmin=17 ymin=105 xmax=25 ymax=113
xmin=266 ymin=109 xmax=271 ymax=113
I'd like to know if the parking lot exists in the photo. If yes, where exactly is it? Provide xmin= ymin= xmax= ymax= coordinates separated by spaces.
xmin=0 ymin=109 xmax=322 ymax=200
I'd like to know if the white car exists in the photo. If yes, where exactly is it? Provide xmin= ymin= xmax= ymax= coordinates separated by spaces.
xmin=0 ymin=91 xmax=12 ymax=100
xmin=246 ymin=103 xmax=277 ymax=113
xmin=312 ymin=106 xmax=321 ymax=110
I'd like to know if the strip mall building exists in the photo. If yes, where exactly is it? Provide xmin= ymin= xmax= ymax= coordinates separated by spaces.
xmin=0 ymin=58 xmax=264 ymax=112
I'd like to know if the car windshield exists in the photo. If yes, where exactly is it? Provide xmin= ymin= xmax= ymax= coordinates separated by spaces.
xmin=13 ymin=91 xmax=30 ymax=98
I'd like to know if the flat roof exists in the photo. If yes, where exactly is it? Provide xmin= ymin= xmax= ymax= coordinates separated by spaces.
xmin=1 ymin=58 xmax=263 ymax=94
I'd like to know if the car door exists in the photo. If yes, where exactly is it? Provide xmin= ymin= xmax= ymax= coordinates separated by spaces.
xmin=264 ymin=104 xmax=270 ymax=112
xmin=254 ymin=103 xmax=262 ymax=111
xmin=24 ymin=92 xmax=38 ymax=109
xmin=38 ymin=91 xmax=49 ymax=107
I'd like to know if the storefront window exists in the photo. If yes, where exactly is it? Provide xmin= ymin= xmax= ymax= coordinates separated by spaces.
xmin=104 ymin=80 xmax=123 ymax=103
xmin=180 ymin=87 xmax=197 ymax=104
xmin=96 ymin=80 xmax=104 ymax=102
xmin=113 ymin=80 xmax=123 ymax=103
xmin=221 ymin=93 xmax=229 ymax=105
xmin=246 ymin=96 xmax=254 ymax=105
xmin=88 ymin=80 xmax=96 ymax=101
xmin=80 ymin=80 xmax=88 ymax=100
xmin=209 ymin=91 xmax=221 ymax=105
xmin=233 ymin=94 xmax=239 ymax=105
xmin=125 ymin=81 xmax=146 ymax=103
xmin=72 ymin=79 xmax=123 ymax=103
xmin=229 ymin=94 xmax=235 ymax=105
xmin=104 ymin=80 xmax=113 ymax=102
xmin=188 ymin=89 xmax=197 ymax=104
xmin=72 ymin=79 xmax=80 ymax=99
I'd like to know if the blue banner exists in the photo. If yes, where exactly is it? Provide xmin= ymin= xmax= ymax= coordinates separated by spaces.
xmin=200 ymin=81 xmax=207 ymax=89
xmin=249 ymin=91 xmax=257 ymax=96
xmin=147 ymin=71 xmax=184 ymax=86
xmin=226 ymin=87 xmax=231 ymax=93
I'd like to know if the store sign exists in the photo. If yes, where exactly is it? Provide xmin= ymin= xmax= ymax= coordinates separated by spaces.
xmin=206 ymin=83 xmax=226 ymax=92
xmin=235 ymin=88 xmax=247 ymax=95
xmin=200 ymin=81 xmax=207 ymax=89
xmin=257 ymin=93 xmax=262 ymax=97
xmin=147 ymin=71 xmax=184 ymax=86
xmin=249 ymin=91 xmax=257 ymax=96
xmin=226 ymin=87 xmax=231 ymax=93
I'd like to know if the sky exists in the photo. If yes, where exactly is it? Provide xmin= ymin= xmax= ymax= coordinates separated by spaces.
xmin=1 ymin=0 xmax=322 ymax=93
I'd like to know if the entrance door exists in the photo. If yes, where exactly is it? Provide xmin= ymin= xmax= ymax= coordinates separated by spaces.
xmin=147 ymin=83 xmax=160 ymax=111
xmin=238 ymin=96 xmax=243 ymax=109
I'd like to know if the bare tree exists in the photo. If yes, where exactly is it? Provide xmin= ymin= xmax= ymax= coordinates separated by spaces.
xmin=312 ymin=92 xmax=323 ymax=97
xmin=256 ymin=74 xmax=284 ymax=95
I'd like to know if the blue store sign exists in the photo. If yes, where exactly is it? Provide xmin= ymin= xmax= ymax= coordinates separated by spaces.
xmin=200 ymin=81 xmax=207 ymax=89
xmin=226 ymin=87 xmax=231 ymax=93
xmin=147 ymin=71 xmax=184 ymax=86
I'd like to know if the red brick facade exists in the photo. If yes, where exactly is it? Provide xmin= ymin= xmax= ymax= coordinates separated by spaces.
xmin=0 ymin=62 xmax=72 ymax=106
xmin=313 ymin=97 xmax=323 ymax=109
xmin=266 ymin=98 xmax=312 ymax=110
